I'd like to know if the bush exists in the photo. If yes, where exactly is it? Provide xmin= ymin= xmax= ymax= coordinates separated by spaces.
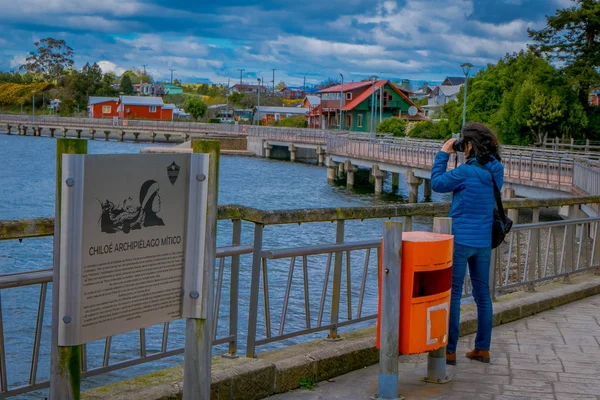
xmin=273 ymin=115 xmax=307 ymax=128
xmin=0 ymin=82 xmax=53 ymax=105
xmin=376 ymin=117 xmax=406 ymax=137
xmin=208 ymin=118 xmax=221 ymax=123
xmin=409 ymin=120 xmax=453 ymax=140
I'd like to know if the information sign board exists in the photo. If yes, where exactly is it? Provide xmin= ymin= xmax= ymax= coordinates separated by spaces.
xmin=58 ymin=153 xmax=207 ymax=346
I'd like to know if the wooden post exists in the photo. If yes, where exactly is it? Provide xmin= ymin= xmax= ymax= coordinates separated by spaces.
xmin=182 ymin=140 xmax=220 ymax=400
xmin=377 ymin=221 xmax=402 ymax=400
xmin=50 ymin=139 xmax=87 ymax=400
xmin=422 ymin=217 xmax=452 ymax=384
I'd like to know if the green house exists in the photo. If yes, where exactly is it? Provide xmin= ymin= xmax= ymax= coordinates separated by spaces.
xmin=162 ymin=84 xmax=184 ymax=95
xmin=317 ymin=80 xmax=426 ymax=132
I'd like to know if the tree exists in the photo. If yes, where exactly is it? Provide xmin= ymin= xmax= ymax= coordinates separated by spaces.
xmin=97 ymin=73 xmax=117 ymax=97
xmin=119 ymin=74 xmax=134 ymax=95
xmin=184 ymin=97 xmax=207 ymax=121
xmin=319 ymin=77 xmax=341 ymax=88
xmin=528 ymin=0 xmax=600 ymax=105
xmin=163 ymin=94 xmax=186 ymax=106
xmin=275 ymin=81 xmax=286 ymax=90
xmin=21 ymin=38 xmax=74 ymax=82
xmin=173 ymin=79 xmax=181 ymax=86
xmin=527 ymin=91 xmax=564 ymax=144
xmin=273 ymin=115 xmax=307 ymax=128
xmin=376 ymin=117 xmax=406 ymax=137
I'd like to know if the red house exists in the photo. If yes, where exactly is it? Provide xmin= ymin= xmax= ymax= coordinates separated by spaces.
xmin=116 ymin=96 xmax=173 ymax=120
xmin=89 ymin=97 xmax=119 ymax=119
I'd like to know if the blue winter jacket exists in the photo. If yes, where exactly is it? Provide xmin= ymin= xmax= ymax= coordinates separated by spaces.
xmin=431 ymin=152 xmax=504 ymax=249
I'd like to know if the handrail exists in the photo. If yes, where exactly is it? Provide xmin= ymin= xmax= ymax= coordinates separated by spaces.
xmin=3 ymin=196 xmax=600 ymax=241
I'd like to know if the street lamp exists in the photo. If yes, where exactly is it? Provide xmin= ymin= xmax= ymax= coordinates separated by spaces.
xmin=369 ymin=75 xmax=378 ymax=136
xmin=339 ymin=73 xmax=343 ymax=130
xmin=256 ymin=78 xmax=261 ymax=126
xmin=303 ymin=72 xmax=309 ymax=97
xmin=460 ymin=63 xmax=473 ymax=136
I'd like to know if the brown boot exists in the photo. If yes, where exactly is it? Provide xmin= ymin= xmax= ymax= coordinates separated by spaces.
xmin=466 ymin=349 xmax=490 ymax=363
xmin=446 ymin=352 xmax=456 ymax=366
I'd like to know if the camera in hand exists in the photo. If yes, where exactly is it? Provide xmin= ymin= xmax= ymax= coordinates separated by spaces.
xmin=452 ymin=138 xmax=465 ymax=153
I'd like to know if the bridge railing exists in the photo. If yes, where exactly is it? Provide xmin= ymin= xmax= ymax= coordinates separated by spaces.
xmin=0 ymin=114 xmax=337 ymax=140
xmin=1 ymin=196 xmax=600 ymax=397
xmin=328 ymin=136 xmax=581 ymax=189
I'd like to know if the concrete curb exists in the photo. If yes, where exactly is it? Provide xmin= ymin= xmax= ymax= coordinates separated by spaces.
xmin=82 ymin=274 xmax=600 ymax=400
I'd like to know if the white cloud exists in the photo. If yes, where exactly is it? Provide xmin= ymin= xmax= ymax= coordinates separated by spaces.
xmin=97 ymin=60 xmax=125 ymax=75
xmin=9 ymin=54 xmax=26 ymax=68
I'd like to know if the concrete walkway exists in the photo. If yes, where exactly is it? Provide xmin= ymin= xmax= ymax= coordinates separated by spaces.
xmin=267 ymin=295 xmax=600 ymax=400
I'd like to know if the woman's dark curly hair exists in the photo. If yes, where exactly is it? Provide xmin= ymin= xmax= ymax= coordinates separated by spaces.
xmin=462 ymin=122 xmax=501 ymax=163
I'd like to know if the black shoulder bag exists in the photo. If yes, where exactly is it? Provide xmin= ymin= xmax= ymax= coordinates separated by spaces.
xmin=473 ymin=162 xmax=513 ymax=248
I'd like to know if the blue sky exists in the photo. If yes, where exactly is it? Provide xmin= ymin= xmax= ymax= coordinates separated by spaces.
xmin=0 ymin=0 xmax=570 ymax=86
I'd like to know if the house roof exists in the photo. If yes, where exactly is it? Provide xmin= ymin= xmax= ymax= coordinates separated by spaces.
xmin=119 ymin=96 xmax=165 ymax=106
xmin=304 ymin=96 xmax=321 ymax=106
xmin=443 ymin=77 xmax=466 ymax=86
xmin=256 ymin=106 xmax=309 ymax=115
xmin=319 ymin=81 xmax=372 ymax=93
xmin=163 ymin=104 xmax=177 ymax=110
xmin=232 ymin=84 xmax=267 ymax=90
xmin=162 ymin=84 xmax=181 ymax=90
xmin=89 ymin=96 xmax=118 ymax=105
xmin=341 ymin=80 xmax=420 ymax=112
xmin=439 ymin=85 xmax=462 ymax=97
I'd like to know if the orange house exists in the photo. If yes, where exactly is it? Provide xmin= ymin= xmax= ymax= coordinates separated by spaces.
xmin=116 ymin=96 xmax=173 ymax=120
xmin=89 ymin=97 xmax=119 ymax=119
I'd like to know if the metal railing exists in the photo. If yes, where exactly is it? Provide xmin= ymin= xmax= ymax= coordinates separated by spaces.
xmin=326 ymin=136 xmax=600 ymax=194
xmin=1 ymin=196 xmax=600 ymax=397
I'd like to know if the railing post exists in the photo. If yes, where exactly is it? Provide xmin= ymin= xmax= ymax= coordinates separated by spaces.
xmin=50 ymin=139 xmax=87 ymax=400
xmin=422 ymin=217 xmax=451 ymax=384
xmin=227 ymin=219 xmax=242 ymax=357
xmin=527 ymin=208 xmax=540 ymax=292
xmin=328 ymin=220 xmax=345 ymax=340
xmin=246 ymin=223 xmax=264 ymax=357
xmin=564 ymin=205 xmax=578 ymax=283
xmin=377 ymin=221 xmax=402 ymax=400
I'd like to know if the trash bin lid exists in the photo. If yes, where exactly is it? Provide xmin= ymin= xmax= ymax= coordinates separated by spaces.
xmin=402 ymin=231 xmax=453 ymax=242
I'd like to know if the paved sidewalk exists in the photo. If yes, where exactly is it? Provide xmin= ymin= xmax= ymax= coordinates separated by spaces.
xmin=267 ymin=295 xmax=600 ymax=400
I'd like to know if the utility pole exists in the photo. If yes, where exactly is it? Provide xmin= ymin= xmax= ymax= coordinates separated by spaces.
xmin=32 ymin=91 xmax=35 ymax=118
xmin=226 ymin=78 xmax=230 ymax=123
xmin=237 ymin=69 xmax=245 ymax=86
xmin=256 ymin=78 xmax=261 ymax=126
xmin=169 ymin=69 xmax=175 ymax=84
xmin=272 ymin=69 xmax=276 ymax=94
xmin=141 ymin=64 xmax=147 ymax=76
xmin=339 ymin=74 xmax=343 ymax=130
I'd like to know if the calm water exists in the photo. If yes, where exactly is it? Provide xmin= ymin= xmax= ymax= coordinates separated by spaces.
xmin=0 ymin=134 xmax=449 ymax=397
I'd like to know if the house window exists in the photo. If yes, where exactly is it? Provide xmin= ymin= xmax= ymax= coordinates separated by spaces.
xmin=150 ymin=106 xmax=157 ymax=113
xmin=345 ymin=114 xmax=352 ymax=128
xmin=357 ymin=114 xmax=363 ymax=128
xmin=346 ymin=92 xmax=352 ymax=100
xmin=102 ymin=105 xmax=111 ymax=114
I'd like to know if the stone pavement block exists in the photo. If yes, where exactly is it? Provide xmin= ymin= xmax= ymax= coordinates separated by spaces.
xmin=503 ymin=379 xmax=554 ymax=393
xmin=553 ymin=381 xmax=600 ymax=396
xmin=509 ymin=361 xmax=564 ymax=373
xmin=447 ymin=381 xmax=502 ymax=395
xmin=453 ymin=370 xmax=510 ymax=385
xmin=562 ymin=362 xmax=600 ymax=375
xmin=508 ymin=370 xmax=558 ymax=382
xmin=558 ymin=371 xmax=600 ymax=383
xmin=495 ymin=392 xmax=555 ymax=400
xmin=517 ymin=343 xmax=558 ymax=354
xmin=554 ymin=351 xmax=600 ymax=363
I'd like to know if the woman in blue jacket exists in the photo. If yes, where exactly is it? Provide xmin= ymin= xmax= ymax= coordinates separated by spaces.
xmin=431 ymin=122 xmax=504 ymax=365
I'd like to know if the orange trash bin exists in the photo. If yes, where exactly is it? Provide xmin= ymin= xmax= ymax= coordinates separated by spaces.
xmin=376 ymin=231 xmax=453 ymax=355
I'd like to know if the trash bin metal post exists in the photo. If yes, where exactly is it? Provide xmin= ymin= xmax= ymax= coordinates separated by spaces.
xmin=422 ymin=217 xmax=452 ymax=384
xmin=376 ymin=221 xmax=403 ymax=400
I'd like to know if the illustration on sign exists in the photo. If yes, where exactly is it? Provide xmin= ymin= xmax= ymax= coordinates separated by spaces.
xmin=99 ymin=179 xmax=165 ymax=234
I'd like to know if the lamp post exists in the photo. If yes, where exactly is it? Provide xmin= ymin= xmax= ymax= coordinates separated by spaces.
xmin=339 ymin=73 xmax=343 ymax=130
xmin=32 ymin=91 xmax=36 ymax=118
xmin=369 ymin=75 xmax=378 ymax=137
xmin=256 ymin=78 xmax=261 ymax=126
xmin=460 ymin=63 xmax=473 ymax=136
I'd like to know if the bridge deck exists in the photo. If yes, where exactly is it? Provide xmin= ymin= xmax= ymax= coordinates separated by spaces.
xmin=267 ymin=295 xmax=600 ymax=400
